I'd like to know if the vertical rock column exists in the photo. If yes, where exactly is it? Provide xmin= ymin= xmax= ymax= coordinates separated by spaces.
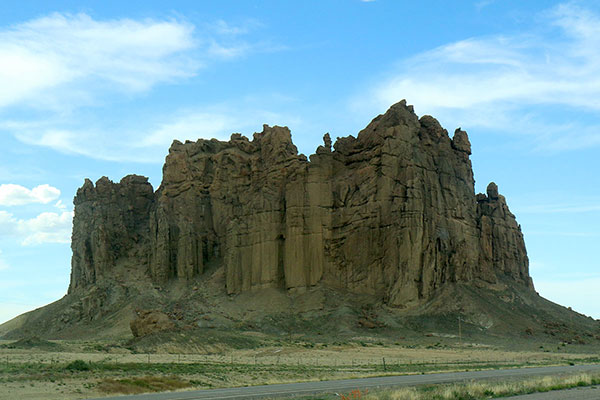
xmin=477 ymin=182 xmax=533 ymax=288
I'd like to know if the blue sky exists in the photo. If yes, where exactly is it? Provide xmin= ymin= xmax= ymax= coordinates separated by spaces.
xmin=1 ymin=0 xmax=599 ymax=324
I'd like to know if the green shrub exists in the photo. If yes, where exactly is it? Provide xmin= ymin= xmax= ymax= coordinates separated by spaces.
xmin=66 ymin=360 xmax=90 ymax=371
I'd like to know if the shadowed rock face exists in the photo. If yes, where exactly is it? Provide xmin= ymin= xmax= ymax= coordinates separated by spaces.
xmin=69 ymin=175 xmax=154 ymax=293
xmin=69 ymin=101 xmax=533 ymax=307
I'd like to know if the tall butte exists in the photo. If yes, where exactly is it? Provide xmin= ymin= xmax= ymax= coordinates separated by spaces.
xmin=69 ymin=100 xmax=533 ymax=309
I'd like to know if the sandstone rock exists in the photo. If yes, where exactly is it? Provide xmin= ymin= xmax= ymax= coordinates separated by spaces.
xmin=69 ymin=100 xmax=534 ymax=309
xmin=130 ymin=310 xmax=175 ymax=337
xmin=451 ymin=128 xmax=472 ymax=155
xmin=69 ymin=175 xmax=154 ymax=293
xmin=486 ymin=182 xmax=499 ymax=200
xmin=477 ymin=183 xmax=532 ymax=288
xmin=323 ymin=133 xmax=332 ymax=150
xmin=316 ymin=133 xmax=332 ymax=154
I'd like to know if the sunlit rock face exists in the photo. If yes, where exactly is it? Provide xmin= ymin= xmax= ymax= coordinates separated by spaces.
xmin=69 ymin=100 xmax=533 ymax=307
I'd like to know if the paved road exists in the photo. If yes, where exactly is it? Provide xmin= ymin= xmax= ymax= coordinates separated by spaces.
xmin=89 ymin=364 xmax=600 ymax=400
xmin=504 ymin=386 xmax=600 ymax=399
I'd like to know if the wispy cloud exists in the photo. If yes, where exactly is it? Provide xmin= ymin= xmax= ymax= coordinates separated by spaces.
xmin=14 ymin=105 xmax=301 ymax=163
xmin=139 ymin=112 xmax=234 ymax=147
xmin=209 ymin=19 xmax=263 ymax=36
xmin=0 ymin=13 xmax=276 ymax=113
xmin=0 ymin=13 xmax=288 ymax=162
xmin=353 ymin=2 xmax=600 ymax=151
xmin=475 ymin=0 xmax=496 ymax=11
xmin=0 ymin=13 xmax=198 ymax=110
xmin=0 ymin=184 xmax=60 ymax=206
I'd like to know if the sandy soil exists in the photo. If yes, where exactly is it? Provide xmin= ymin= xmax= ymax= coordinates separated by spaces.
xmin=0 ymin=341 xmax=595 ymax=366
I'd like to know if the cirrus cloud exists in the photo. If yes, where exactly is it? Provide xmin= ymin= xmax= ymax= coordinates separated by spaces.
xmin=0 ymin=12 xmax=287 ymax=163
xmin=0 ymin=12 xmax=198 ymax=110
xmin=14 ymin=105 xmax=302 ymax=163
xmin=354 ymin=2 xmax=600 ymax=151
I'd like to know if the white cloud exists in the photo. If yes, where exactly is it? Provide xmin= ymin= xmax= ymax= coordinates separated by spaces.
xmin=209 ymin=19 xmax=263 ymax=36
xmin=0 ymin=211 xmax=18 ymax=236
xmin=54 ymin=199 xmax=66 ymax=210
xmin=0 ymin=13 xmax=288 ymax=162
xmin=354 ymin=2 xmax=600 ymax=151
xmin=0 ymin=13 xmax=198 ymax=109
xmin=19 ymin=211 xmax=73 ymax=246
xmin=14 ymin=113 xmax=232 ymax=163
xmin=140 ymin=112 xmax=233 ymax=147
xmin=0 ymin=210 xmax=73 ymax=245
xmin=14 ymin=106 xmax=300 ymax=163
xmin=0 ymin=184 xmax=60 ymax=206
xmin=207 ymin=40 xmax=251 ymax=59
xmin=0 ymin=13 xmax=279 ymax=112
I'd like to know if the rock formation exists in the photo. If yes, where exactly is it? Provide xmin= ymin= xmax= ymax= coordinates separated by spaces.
xmin=68 ymin=100 xmax=533 ymax=308
xmin=69 ymin=175 xmax=154 ymax=292
xmin=130 ymin=310 xmax=175 ymax=337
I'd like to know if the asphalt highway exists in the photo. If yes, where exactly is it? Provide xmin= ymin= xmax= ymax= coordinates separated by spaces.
xmin=89 ymin=363 xmax=600 ymax=400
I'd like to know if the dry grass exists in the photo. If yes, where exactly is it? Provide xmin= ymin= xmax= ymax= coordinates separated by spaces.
xmin=1 ymin=341 xmax=597 ymax=367
xmin=361 ymin=371 xmax=600 ymax=400
xmin=1 ymin=340 xmax=599 ymax=400
xmin=97 ymin=375 xmax=191 ymax=395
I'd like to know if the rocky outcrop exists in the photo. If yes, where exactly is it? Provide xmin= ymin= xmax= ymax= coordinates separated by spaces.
xmin=68 ymin=101 xmax=534 ymax=308
xmin=477 ymin=182 xmax=532 ymax=287
xmin=130 ymin=310 xmax=175 ymax=337
xmin=69 ymin=175 xmax=154 ymax=292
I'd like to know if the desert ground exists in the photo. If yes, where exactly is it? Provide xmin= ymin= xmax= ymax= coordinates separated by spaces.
xmin=1 ymin=334 xmax=599 ymax=400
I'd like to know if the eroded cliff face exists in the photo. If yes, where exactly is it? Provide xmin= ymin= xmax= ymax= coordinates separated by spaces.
xmin=477 ymin=182 xmax=532 ymax=288
xmin=68 ymin=101 xmax=533 ymax=307
xmin=69 ymin=175 xmax=154 ymax=293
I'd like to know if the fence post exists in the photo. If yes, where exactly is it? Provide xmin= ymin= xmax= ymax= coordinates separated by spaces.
xmin=382 ymin=357 xmax=386 ymax=371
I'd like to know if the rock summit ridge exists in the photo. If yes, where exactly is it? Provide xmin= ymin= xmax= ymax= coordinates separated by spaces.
xmin=69 ymin=100 xmax=533 ymax=308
